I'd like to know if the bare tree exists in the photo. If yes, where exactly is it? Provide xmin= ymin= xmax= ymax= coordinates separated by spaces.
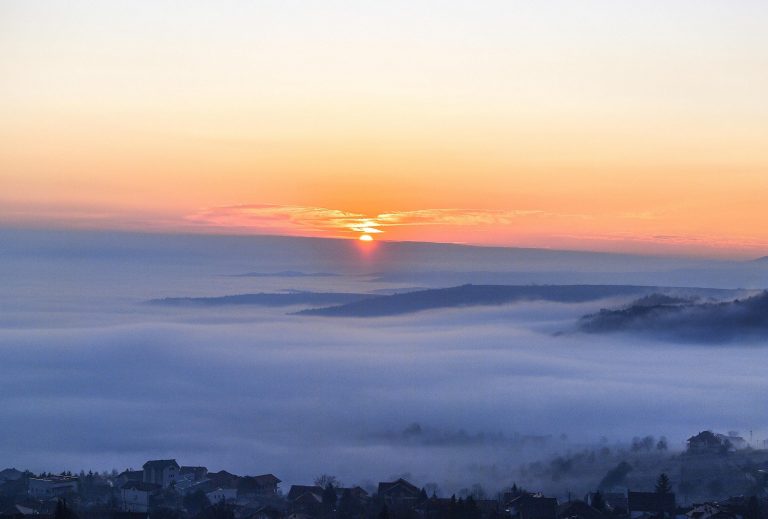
xmin=314 ymin=474 xmax=342 ymax=489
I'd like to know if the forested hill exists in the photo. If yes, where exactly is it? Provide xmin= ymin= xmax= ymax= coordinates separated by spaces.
xmin=580 ymin=290 xmax=768 ymax=342
xmin=298 ymin=284 xmax=733 ymax=317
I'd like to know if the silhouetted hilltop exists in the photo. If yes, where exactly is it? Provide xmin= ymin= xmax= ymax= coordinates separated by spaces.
xmin=148 ymin=291 xmax=377 ymax=307
xmin=624 ymin=293 xmax=695 ymax=307
xmin=230 ymin=271 xmax=339 ymax=278
xmin=297 ymin=285 xmax=669 ymax=317
xmin=580 ymin=291 xmax=768 ymax=342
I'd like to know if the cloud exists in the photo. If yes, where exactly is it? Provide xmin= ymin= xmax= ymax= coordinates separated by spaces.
xmin=185 ymin=204 xmax=549 ymax=239
xmin=186 ymin=204 xmax=367 ymax=237
xmin=185 ymin=203 xmax=768 ymax=256
xmin=550 ymin=230 xmax=768 ymax=256
xmin=375 ymin=209 xmax=545 ymax=227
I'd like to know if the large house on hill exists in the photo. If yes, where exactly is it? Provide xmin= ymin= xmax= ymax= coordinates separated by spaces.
xmin=377 ymin=478 xmax=422 ymax=507
xmin=238 ymin=474 xmax=281 ymax=497
xmin=505 ymin=494 xmax=557 ymax=519
xmin=687 ymin=431 xmax=747 ymax=454
xmin=142 ymin=460 xmax=179 ymax=489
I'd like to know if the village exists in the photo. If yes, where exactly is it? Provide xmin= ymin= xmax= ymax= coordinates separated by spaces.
xmin=1 ymin=432 xmax=766 ymax=519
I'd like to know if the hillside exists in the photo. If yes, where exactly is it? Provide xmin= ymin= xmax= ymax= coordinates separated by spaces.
xmin=148 ymin=291 xmax=378 ymax=307
xmin=580 ymin=290 xmax=768 ymax=342
xmin=296 ymin=284 xmax=709 ymax=317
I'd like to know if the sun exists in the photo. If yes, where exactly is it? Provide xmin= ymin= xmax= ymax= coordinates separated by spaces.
xmin=359 ymin=234 xmax=374 ymax=241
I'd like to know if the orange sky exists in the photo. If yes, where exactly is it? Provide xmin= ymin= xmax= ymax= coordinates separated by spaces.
xmin=2 ymin=1 xmax=767 ymax=258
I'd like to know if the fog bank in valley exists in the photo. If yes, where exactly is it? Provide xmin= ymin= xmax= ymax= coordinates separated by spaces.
xmin=0 ymin=229 xmax=766 ymax=496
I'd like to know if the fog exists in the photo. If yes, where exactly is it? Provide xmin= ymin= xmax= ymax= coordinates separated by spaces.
xmin=0 ymin=229 xmax=766 ymax=496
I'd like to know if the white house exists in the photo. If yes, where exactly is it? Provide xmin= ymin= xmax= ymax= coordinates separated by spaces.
xmin=142 ymin=460 xmax=179 ymax=489
xmin=206 ymin=488 xmax=238 ymax=504
xmin=121 ymin=481 xmax=161 ymax=513
xmin=28 ymin=477 xmax=78 ymax=498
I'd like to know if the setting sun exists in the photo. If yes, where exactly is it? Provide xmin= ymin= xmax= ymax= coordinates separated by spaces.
xmin=359 ymin=234 xmax=373 ymax=242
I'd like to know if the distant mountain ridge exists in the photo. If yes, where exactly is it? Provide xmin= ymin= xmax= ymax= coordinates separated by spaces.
xmin=230 ymin=271 xmax=339 ymax=278
xmin=296 ymin=284 xmax=736 ymax=317
xmin=148 ymin=292 xmax=376 ymax=307
xmin=4 ymin=228 xmax=738 ymax=279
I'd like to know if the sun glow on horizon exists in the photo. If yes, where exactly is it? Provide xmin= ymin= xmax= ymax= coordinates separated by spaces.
xmin=2 ymin=2 xmax=768 ymax=259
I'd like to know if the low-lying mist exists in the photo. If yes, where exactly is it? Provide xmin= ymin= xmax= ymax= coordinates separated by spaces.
xmin=1 ymin=303 xmax=765 ymax=494
xmin=0 ymin=230 xmax=766 ymax=498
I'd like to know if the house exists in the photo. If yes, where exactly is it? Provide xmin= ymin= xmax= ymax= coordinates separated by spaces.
xmin=286 ymin=485 xmax=323 ymax=514
xmin=419 ymin=497 xmax=500 ymax=519
xmin=715 ymin=496 xmax=759 ymax=519
xmin=9 ymin=499 xmax=43 ymax=516
xmin=120 ymin=481 xmax=161 ymax=513
xmin=377 ymin=478 xmax=422 ymax=507
xmin=558 ymin=500 xmax=604 ymax=519
xmin=687 ymin=431 xmax=724 ymax=453
xmin=334 ymin=487 xmax=371 ymax=518
xmin=237 ymin=475 xmax=281 ymax=497
xmin=115 ymin=471 xmax=144 ymax=489
xmin=207 ymin=471 xmax=240 ymax=490
xmin=142 ymin=460 xmax=179 ymax=489
xmin=152 ymin=486 xmax=183 ymax=511
xmin=286 ymin=484 xmax=366 ymax=514
xmin=686 ymin=432 xmax=737 ymax=454
xmin=287 ymin=485 xmax=323 ymax=503
xmin=80 ymin=480 xmax=114 ymax=506
xmin=338 ymin=486 xmax=370 ymax=505
xmin=720 ymin=432 xmax=748 ymax=450
xmin=175 ymin=468 xmax=209 ymax=496
xmin=475 ymin=499 xmax=503 ymax=519
xmin=585 ymin=493 xmax=627 ymax=514
xmin=686 ymin=503 xmax=738 ymax=519
xmin=28 ymin=476 xmax=78 ymax=498
xmin=505 ymin=494 xmax=558 ymax=519
xmin=291 ymin=492 xmax=322 ymax=511
xmin=238 ymin=505 xmax=285 ymax=519
xmin=627 ymin=492 xmax=675 ymax=519
xmin=417 ymin=497 xmax=461 ymax=519
xmin=206 ymin=488 xmax=238 ymax=504
xmin=180 ymin=467 xmax=208 ymax=483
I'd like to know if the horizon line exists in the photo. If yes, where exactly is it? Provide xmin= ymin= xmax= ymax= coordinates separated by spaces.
xmin=2 ymin=223 xmax=764 ymax=262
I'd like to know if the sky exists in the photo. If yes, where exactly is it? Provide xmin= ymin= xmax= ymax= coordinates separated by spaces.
xmin=2 ymin=1 xmax=768 ymax=257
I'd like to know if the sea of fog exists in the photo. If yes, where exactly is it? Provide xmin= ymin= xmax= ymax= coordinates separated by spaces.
xmin=0 ymin=229 xmax=766 ymax=495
